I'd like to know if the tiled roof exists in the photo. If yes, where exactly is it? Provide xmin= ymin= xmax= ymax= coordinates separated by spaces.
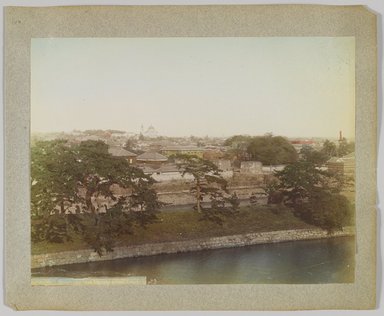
xmin=140 ymin=163 xmax=182 ymax=174
xmin=108 ymin=147 xmax=137 ymax=157
xmin=137 ymin=152 xmax=168 ymax=161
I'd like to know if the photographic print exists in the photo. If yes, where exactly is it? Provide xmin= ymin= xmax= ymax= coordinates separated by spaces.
xmin=4 ymin=5 xmax=376 ymax=310
xmin=30 ymin=37 xmax=356 ymax=285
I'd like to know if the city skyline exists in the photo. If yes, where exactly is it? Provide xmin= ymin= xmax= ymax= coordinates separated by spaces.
xmin=31 ymin=37 xmax=355 ymax=139
xmin=31 ymin=126 xmax=349 ymax=142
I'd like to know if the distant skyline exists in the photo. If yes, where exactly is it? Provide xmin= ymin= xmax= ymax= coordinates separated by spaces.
xmin=31 ymin=37 xmax=355 ymax=139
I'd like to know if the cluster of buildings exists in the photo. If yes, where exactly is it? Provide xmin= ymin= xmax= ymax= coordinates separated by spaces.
xmin=33 ymin=128 xmax=355 ymax=183
xmin=108 ymin=145 xmax=225 ymax=182
xmin=107 ymin=144 xmax=306 ymax=183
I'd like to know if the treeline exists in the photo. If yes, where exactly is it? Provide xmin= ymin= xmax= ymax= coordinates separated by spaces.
xmin=224 ymin=134 xmax=354 ymax=165
xmin=31 ymin=135 xmax=354 ymax=255
xmin=31 ymin=140 xmax=240 ymax=254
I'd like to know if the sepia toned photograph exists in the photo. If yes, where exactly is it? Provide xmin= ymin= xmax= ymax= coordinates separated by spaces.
xmin=29 ymin=37 xmax=356 ymax=286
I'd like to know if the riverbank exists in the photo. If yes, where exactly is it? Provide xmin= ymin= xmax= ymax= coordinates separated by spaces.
xmin=32 ymin=226 xmax=355 ymax=268
xmin=32 ymin=205 xmax=317 ymax=255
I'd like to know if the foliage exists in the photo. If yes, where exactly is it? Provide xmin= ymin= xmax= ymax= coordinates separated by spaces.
xmin=299 ymin=146 xmax=328 ymax=166
xmin=267 ymin=160 xmax=353 ymax=231
xmin=123 ymin=137 xmax=140 ymax=154
xmin=31 ymin=140 xmax=81 ymax=217
xmin=32 ymin=213 xmax=85 ymax=243
xmin=246 ymin=135 xmax=298 ymax=165
xmin=293 ymin=191 xmax=352 ymax=232
xmin=224 ymin=134 xmax=298 ymax=165
xmin=176 ymin=154 xmax=239 ymax=225
xmin=31 ymin=139 xmax=163 ymax=254
xmin=223 ymin=135 xmax=252 ymax=162
xmin=320 ymin=138 xmax=354 ymax=159
xmin=223 ymin=135 xmax=252 ymax=147
xmin=337 ymin=138 xmax=355 ymax=157
xmin=33 ymin=206 xmax=316 ymax=255
xmin=320 ymin=139 xmax=338 ymax=159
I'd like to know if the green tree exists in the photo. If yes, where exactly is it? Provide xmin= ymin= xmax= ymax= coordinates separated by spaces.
xmin=300 ymin=146 xmax=328 ymax=166
xmin=294 ymin=190 xmax=352 ymax=231
xmin=176 ymin=155 xmax=239 ymax=224
xmin=31 ymin=140 xmax=80 ymax=218
xmin=31 ymin=140 xmax=163 ymax=254
xmin=224 ymin=135 xmax=252 ymax=147
xmin=337 ymin=138 xmax=354 ymax=157
xmin=224 ymin=135 xmax=252 ymax=163
xmin=268 ymin=161 xmax=352 ymax=231
xmin=321 ymin=139 xmax=337 ymax=159
xmin=247 ymin=135 xmax=298 ymax=165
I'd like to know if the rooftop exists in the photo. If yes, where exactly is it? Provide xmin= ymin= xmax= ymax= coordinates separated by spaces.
xmin=162 ymin=146 xmax=205 ymax=151
xmin=137 ymin=152 xmax=168 ymax=162
xmin=108 ymin=147 xmax=137 ymax=157
xmin=141 ymin=163 xmax=181 ymax=174
xmin=327 ymin=152 xmax=355 ymax=163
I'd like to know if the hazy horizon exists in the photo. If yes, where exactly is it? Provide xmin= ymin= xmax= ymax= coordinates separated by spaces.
xmin=31 ymin=37 xmax=355 ymax=139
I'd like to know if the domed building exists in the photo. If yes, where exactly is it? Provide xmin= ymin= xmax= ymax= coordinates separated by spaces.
xmin=143 ymin=125 xmax=159 ymax=138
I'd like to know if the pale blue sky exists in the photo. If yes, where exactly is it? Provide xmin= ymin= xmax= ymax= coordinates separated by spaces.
xmin=31 ymin=37 xmax=355 ymax=139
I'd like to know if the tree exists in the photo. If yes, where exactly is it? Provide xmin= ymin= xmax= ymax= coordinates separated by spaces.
xmin=337 ymin=138 xmax=354 ymax=157
xmin=294 ymin=190 xmax=352 ymax=231
xmin=223 ymin=135 xmax=252 ymax=163
xmin=299 ymin=146 xmax=328 ymax=166
xmin=247 ymin=135 xmax=298 ymax=165
xmin=31 ymin=140 xmax=85 ymax=243
xmin=31 ymin=140 xmax=163 ymax=254
xmin=224 ymin=135 xmax=252 ymax=147
xmin=267 ymin=161 xmax=352 ymax=231
xmin=123 ymin=137 xmax=139 ymax=153
xmin=31 ymin=140 xmax=81 ymax=218
xmin=321 ymin=139 xmax=337 ymax=159
xmin=176 ymin=155 xmax=239 ymax=224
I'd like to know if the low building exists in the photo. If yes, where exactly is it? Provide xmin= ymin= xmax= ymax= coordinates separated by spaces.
xmin=161 ymin=145 xmax=205 ymax=158
xmin=108 ymin=146 xmax=137 ymax=164
xmin=326 ymin=152 xmax=355 ymax=178
xmin=141 ymin=163 xmax=194 ymax=182
xmin=214 ymin=159 xmax=232 ymax=171
xmin=136 ymin=151 xmax=168 ymax=167
xmin=213 ymin=159 xmax=233 ymax=178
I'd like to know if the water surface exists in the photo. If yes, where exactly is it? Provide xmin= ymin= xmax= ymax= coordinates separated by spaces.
xmin=32 ymin=237 xmax=355 ymax=284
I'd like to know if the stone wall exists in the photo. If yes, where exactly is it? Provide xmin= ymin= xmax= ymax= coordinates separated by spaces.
xmin=31 ymin=226 xmax=355 ymax=269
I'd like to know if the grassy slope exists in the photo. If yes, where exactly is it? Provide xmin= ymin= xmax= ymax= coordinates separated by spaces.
xmin=32 ymin=205 xmax=316 ymax=255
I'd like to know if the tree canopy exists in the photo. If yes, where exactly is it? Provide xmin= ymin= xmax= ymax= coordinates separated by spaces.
xmin=299 ymin=146 xmax=329 ymax=166
xmin=224 ymin=134 xmax=298 ymax=165
xmin=247 ymin=135 xmax=298 ymax=165
xmin=320 ymin=138 xmax=354 ymax=159
xmin=176 ymin=154 xmax=239 ymax=225
xmin=267 ymin=159 xmax=353 ymax=231
xmin=31 ymin=139 xmax=163 ymax=254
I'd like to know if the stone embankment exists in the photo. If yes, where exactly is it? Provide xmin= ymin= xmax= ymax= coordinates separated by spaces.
xmin=31 ymin=226 xmax=355 ymax=269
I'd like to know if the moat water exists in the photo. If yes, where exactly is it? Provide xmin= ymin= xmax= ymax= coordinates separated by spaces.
xmin=32 ymin=236 xmax=355 ymax=284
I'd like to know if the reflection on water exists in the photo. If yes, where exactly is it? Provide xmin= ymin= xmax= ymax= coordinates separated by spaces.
xmin=32 ymin=237 xmax=355 ymax=284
